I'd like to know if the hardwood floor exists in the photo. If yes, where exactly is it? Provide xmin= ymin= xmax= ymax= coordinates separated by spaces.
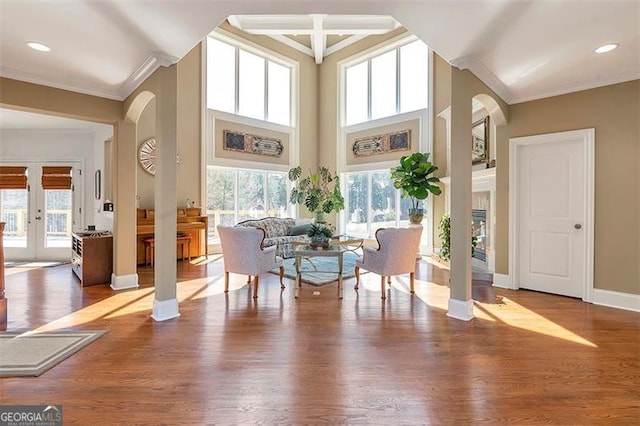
xmin=2 ymin=257 xmax=639 ymax=425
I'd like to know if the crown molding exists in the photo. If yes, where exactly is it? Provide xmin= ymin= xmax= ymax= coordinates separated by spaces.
xmin=0 ymin=66 xmax=123 ymax=101
xmin=509 ymin=70 xmax=640 ymax=104
xmin=119 ymin=52 xmax=178 ymax=99
xmin=450 ymin=55 xmax=514 ymax=104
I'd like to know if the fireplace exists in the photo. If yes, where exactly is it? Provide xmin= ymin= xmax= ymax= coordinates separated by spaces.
xmin=472 ymin=209 xmax=487 ymax=262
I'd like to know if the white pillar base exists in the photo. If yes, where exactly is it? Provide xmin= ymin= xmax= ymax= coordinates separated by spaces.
xmin=151 ymin=298 xmax=180 ymax=322
xmin=110 ymin=273 xmax=139 ymax=291
xmin=447 ymin=298 xmax=474 ymax=321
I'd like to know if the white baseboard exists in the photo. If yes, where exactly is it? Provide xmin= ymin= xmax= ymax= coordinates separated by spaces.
xmin=447 ymin=298 xmax=474 ymax=321
xmin=492 ymin=273 xmax=513 ymax=289
xmin=110 ymin=273 xmax=139 ymax=291
xmin=592 ymin=289 xmax=640 ymax=312
xmin=151 ymin=298 xmax=180 ymax=321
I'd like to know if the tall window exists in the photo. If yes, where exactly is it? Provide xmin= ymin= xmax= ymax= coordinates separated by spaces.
xmin=206 ymin=166 xmax=288 ymax=241
xmin=344 ymin=170 xmax=415 ymax=237
xmin=207 ymin=36 xmax=292 ymax=126
xmin=344 ymin=39 xmax=428 ymax=126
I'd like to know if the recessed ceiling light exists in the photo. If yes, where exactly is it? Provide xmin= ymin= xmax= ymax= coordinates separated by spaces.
xmin=595 ymin=43 xmax=618 ymax=54
xmin=26 ymin=41 xmax=51 ymax=52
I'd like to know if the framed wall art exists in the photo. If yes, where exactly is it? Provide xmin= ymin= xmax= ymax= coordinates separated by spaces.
xmin=223 ymin=130 xmax=284 ymax=158
xmin=472 ymin=116 xmax=489 ymax=164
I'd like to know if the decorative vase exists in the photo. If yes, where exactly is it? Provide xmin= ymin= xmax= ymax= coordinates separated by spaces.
xmin=408 ymin=208 xmax=424 ymax=225
xmin=310 ymin=235 xmax=330 ymax=249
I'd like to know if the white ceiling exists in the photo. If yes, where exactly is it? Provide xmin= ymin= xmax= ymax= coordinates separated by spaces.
xmin=0 ymin=0 xmax=638 ymax=129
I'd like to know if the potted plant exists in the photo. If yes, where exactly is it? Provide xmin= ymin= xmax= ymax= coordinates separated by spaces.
xmin=437 ymin=212 xmax=478 ymax=261
xmin=307 ymin=223 xmax=333 ymax=249
xmin=288 ymin=166 xmax=345 ymax=223
xmin=390 ymin=152 xmax=442 ymax=224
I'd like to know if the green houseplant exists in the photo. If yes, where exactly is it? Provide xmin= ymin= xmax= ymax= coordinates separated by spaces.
xmin=438 ymin=212 xmax=478 ymax=261
xmin=306 ymin=223 xmax=333 ymax=248
xmin=390 ymin=152 xmax=442 ymax=224
xmin=288 ymin=166 xmax=345 ymax=223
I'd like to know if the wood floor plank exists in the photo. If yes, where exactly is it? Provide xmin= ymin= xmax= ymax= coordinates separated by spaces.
xmin=1 ymin=257 xmax=639 ymax=425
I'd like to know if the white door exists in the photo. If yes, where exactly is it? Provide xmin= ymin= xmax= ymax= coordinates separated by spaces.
xmin=1 ymin=162 xmax=82 ymax=261
xmin=511 ymin=129 xmax=594 ymax=299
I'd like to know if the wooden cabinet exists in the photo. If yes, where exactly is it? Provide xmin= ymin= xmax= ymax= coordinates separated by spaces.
xmin=71 ymin=232 xmax=113 ymax=286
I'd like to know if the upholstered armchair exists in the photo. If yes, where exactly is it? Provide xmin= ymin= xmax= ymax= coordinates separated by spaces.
xmin=217 ymin=225 xmax=284 ymax=298
xmin=354 ymin=226 xmax=423 ymax=299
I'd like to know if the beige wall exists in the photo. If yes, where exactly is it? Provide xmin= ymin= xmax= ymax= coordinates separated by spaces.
xmin=432 ymin=54 xmax=452 ymax=247
xmin=136 ymin=102 xmax=156 ymax=208
xmin=177 ymin=44 xmax=203 ymax=209
xmin=507 ymin=80 xmax=640 ymax=294
xmin=0 ymin=77 xmax=122 ymax=123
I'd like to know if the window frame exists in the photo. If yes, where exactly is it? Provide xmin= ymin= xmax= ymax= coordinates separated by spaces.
xmin=207 ymin=30 xmax=296 ymax=126
xmin=341 ymin=35 xmax=428 ymax=127
xmin=206 ymin=165 xmax=290 ymax=242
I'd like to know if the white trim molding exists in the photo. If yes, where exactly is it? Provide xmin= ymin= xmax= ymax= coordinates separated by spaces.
xmin=492 ymin=273 xmax=513 ymax=289
xmin=119 ymin=52 xmax=178 ymax=100
xmin=592 ymin=289 xmax=640 ymax=313
xmin=447 ymin=298 xmax=474 ymax=321
xmin=151 ymin=298 xmax=181 ymax=322
xmin=509 ymin=128 xmax=595 ymax=302
xmin=110 ymin=273 xmax=139 ymax=291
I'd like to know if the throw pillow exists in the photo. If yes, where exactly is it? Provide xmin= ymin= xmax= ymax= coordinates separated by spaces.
xmin=288 ymin=223 xmax=312 ymax=236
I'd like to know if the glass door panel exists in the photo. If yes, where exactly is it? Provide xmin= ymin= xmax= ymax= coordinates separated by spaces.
xmin=44 ymin=189 xmax=73 ymax=248
xmin=0 ymin=189 xmax=28 ymax=248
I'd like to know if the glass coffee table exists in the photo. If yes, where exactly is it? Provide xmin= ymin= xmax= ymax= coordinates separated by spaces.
xmin=292 ymin=237 xmax=363 ymax=299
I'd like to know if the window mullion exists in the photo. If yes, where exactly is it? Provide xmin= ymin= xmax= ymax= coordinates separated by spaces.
xmin=367 ymin=172 xmax=372 ymax=237
xmin=234 ymin=47 xmax=240 ymax=115
xmin=396 ymin=47 xmax=401 ymax=114
xmin=264 ymin=171 xmax=269 ymax=214
xmin=367 ymin=59 xmax=372 ymax=121
xmin=234 ymin=170 xmax=239 ymax=224
xmin=264 ymin=60 xmax=269 ymax=122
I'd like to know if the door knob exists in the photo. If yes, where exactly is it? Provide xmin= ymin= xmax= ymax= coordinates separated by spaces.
xmin=574 ymin=223 xmax=582 ymax=230
xmin=35 ymin=216 xmax=42 ymax=220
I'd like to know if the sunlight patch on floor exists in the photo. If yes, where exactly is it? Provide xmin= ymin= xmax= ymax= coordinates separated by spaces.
xmin=32 ymin=273 xmax=229 ymax=330
xmin=474 ymin=297 xmax=597 ymax=347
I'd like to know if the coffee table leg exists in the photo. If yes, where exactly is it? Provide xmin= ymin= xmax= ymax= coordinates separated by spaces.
xmin=338 ymin=253 xmax=343 ymax=299
xmin=295 ymin=255 xmax=301 ymax=299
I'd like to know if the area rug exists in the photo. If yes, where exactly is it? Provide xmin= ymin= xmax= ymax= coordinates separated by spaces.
xmin=0 ymin=330 xmax=107 ymax=377
xmin=271 ymin=251 xmax=362 ymax=286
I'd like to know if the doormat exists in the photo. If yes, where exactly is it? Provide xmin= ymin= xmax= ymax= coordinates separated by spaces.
xmin=271 ymin=251 xmax=364 ymax=286
xmin=4 ymin=261 xmax=68 ymax=268
xmin=0 ymin=330 xmax=108 ymax=377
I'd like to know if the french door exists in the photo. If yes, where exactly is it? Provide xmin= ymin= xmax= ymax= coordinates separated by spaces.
xmin=0 ymin=162 xmax=82 ymax=261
